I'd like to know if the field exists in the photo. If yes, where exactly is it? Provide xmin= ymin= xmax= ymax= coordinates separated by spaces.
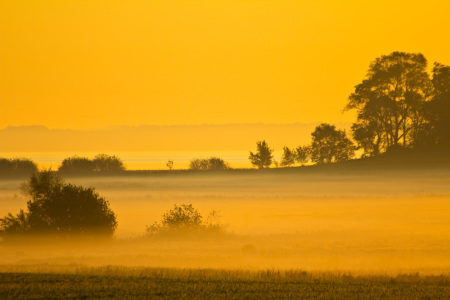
xmin=1 ymin=164 xmax=450 ymax=298
xmin=1 ymin=266 xmax=450 ymax=299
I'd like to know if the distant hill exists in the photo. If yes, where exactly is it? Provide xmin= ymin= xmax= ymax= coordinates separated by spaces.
xmin=0 ymin=123 xmax=351 ymax=152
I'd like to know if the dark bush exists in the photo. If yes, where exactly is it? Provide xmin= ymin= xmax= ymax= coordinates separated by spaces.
xmin=0 ymin=158 xmax=38 ymax=178
xmin=58 ymin=154 xmax=125 ymax=175
xmin=0 ymin=171 xmax=117 ymax=238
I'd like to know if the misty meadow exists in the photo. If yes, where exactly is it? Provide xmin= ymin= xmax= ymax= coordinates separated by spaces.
xmin=2 ymin=0 xmax=450 ymax=298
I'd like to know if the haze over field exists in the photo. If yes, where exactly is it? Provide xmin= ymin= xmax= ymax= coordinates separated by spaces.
xmin=1 ymin=170 xmax=450 ymax=274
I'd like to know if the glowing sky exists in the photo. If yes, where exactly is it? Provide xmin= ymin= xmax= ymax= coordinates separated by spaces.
xmin=1 ymin=0 xmax=449 ymax=129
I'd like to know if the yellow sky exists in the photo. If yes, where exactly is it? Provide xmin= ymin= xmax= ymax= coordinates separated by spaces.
xmin=1 ymin=0 xmax=449 ymax=129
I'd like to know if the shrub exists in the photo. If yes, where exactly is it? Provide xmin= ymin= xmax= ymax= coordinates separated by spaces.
xmin=146 ymin=204 xmax=225 ymax=236
xmin=0 ymin=171 xmax=117 ymax=238
xmin=58 ymin=154 xmax=125 ymax=175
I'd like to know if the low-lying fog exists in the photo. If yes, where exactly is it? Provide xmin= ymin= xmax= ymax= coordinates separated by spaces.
xmin=1 ymin=169 xmax=449 ymax=274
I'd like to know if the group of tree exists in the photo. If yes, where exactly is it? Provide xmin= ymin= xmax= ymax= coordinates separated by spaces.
xmin=0 ymin=171 xmax=117 ymax=239
xmin=345 ymin=52 xmax=449 ymax=157
xmin=58 ymin=154 xmax=125 ymax=175
xmin=250 ymin=124 xmax=355 ymax=168
xmin=0 ymin=158 xmax=38 ymax=177
xmin=189 ymin=157 xmax=230 ymax=171
xmin=250 ymin=52 xmax=449 ymax=168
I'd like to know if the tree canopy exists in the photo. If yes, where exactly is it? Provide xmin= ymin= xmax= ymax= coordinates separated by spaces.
xmin=345 ymin=51 xmax=450 ymax=157
xmin=310 ymin=123 xmax=355 ymax=164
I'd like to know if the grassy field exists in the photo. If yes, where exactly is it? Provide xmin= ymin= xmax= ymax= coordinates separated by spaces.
xmin=1 ymin=267 xmax=450 ymax=299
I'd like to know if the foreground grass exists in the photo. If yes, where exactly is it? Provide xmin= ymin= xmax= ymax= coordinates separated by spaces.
xmin=1 ymin=267 xmax=450 ymax=299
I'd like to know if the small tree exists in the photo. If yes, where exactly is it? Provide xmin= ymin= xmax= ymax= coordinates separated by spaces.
xmin=295 ymin=145 xmax=310 ymax=166
xmin=310 ymin=123 xmax=355 ymax=164
xmin=280 ymin=147 xmax=295 ymax=167
xmin=0 ymin=171 xmax=117 ymax=238
xmin=249 ymin=140 xmax=273 ymax=169
xmin=166 ymin=160 xmax=174 ymax=170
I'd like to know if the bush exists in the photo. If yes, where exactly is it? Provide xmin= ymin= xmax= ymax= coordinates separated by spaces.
xmin=189 ymin=157 xmax=230 ymax=171
xmin=58 ymin=154 xmax=125 ymax=175
xmin=146 ymin=204 xmax=225 ymax=236
xmin=0 ymin=158 xmax=38 ymax=177
xmin=0 ymin=171 xmax=117 ymax=239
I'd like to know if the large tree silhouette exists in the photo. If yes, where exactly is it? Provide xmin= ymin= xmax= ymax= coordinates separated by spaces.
xmin=345 ymin=52 xmax=431 ymax=156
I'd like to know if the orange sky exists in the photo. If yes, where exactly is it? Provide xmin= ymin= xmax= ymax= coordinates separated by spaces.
xmin=1 ymin=0 xmax=450 ymax=129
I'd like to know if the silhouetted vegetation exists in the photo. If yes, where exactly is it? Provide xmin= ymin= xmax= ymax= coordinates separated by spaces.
xmin=346 ymin=52 xmax=450 ymax=157
xmin=295 ymin=145 xmax=310 ymax=166
xmin=249 ymin=140 xmax=273 ymax=169
xmin=428 ymin=63 xmax=450 ymax=148
xmin=309 ymin=123 xmax=355 ymax=164
xmin=58 ymin=154 xmax=125 ymax=175
xmin=0 ymin=157 xmax=38 ymax=177
xmin=166 ymin=160 xmax=174 ymax=170
xmin=146 ymin=204 xmax=224 ymax=236
xmin=280 ymin=147 xmax=296 ymax=167
xmin=0 ymin=171 xmax=117 ymax=238
xmin=189 ymin=157 xmax=230 ymax=171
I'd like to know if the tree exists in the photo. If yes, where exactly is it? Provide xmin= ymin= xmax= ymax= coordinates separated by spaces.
xmin=280 ymin=147 xmax=295 ymax=167
xmin=166 ymin=160 xmax=174 ymax=170
xmin=189 ymin=157 xmax=230 ymax=171
xmin=295 ymin=145 xmax=310 ymax=166
xmin=146 ymin=204 xmax=224 ymax=236
xmin=310 ymin=123 xmax=355 ymax=164
xmin=427 ymin=63 xmax=450 ymax=147
xmin=249 ymin=140 xmax=273 ymax=169
xmin=93 ymin=154 xmax=125 ymax=173
xmin=345 ymin=52 xmax=431 ymax=156
xmin=58 ymin=156 xmax=95 ymax=174
xmin=0 ymin=171 xmax=117 ymax=238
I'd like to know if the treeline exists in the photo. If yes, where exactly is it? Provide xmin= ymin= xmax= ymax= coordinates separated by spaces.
xmin=248 ymin=123 xmax=355 ymax=168
xmin=0 ymin=158 xmax=38 ymax=177
xmin=250 ymin=51 xmax=450 ymax=168
xmin=0 ymin=154 xmax=126 ymax=178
